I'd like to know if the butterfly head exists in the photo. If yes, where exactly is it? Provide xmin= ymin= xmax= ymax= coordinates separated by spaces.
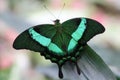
xmin=53 ymin=19 xmax=60 ymax=25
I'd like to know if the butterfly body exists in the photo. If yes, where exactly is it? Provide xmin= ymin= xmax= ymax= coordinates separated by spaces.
xmin=13 ymin=18 xmax=105 ymax=78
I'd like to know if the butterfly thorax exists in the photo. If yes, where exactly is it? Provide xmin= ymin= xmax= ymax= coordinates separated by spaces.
xmin=54 ymin=19 xmax=63 ymax=33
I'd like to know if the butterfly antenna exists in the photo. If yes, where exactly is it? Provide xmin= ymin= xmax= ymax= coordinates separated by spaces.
xmin=57 ymin=3 xmax=65 ymax=19
xmin=44 ymin=5 xmax=57 ymax=19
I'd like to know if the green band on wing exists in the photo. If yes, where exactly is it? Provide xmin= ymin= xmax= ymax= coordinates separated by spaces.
xmin=67 ymin=38 xmax=77 ymax=51
xmin=48 ymin=43 xmax=64 ymax=55
xmin=72 ymin=18 xmax=86 ymax=41
xmin=67 ymin=18 xmax=86 ymax=51
xmin=29 ymin=28 xmax=51 ymax=47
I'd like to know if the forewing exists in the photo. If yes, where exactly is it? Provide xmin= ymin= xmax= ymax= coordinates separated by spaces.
xmin=13 ymin=24 xmax=56 ymax=52
xmin=79 ymin=18 xmax=105 ymax=44
xmin=62 ymin=18 xmax=105 ymax=45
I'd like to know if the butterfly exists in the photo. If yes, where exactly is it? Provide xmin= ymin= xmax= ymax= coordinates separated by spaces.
xmin=13 ymin=17 xmax=105 ymax=79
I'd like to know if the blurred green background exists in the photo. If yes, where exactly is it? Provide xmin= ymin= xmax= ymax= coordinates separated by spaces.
xmin=0 ymin=0 xmax=120 ymax=80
